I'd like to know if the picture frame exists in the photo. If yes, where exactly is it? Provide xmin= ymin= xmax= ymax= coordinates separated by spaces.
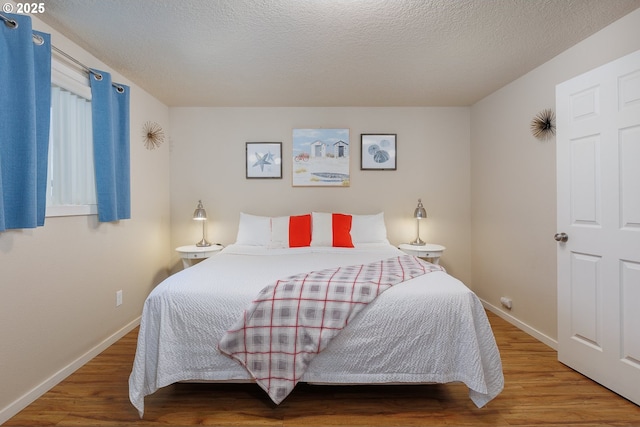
xmin=292 ymin=128 xmax=350 ymax=187
xmin=246 ymin=142 xmax=282 ymax=179
xmin=360 ymin=134 xmax=397 ymax=170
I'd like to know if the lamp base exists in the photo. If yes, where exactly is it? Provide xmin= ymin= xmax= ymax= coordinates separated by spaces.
xmin=410 ymin=238 xmax=425 ymax=246
xmin=195 ymin=238 xmax=211 ymax=247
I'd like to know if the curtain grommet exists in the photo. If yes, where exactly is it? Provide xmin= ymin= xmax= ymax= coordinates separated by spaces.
xmin=32 ymin=34 xmax=44 ymax=46
xmin=3 ymin=18 xmax=18 ymax=29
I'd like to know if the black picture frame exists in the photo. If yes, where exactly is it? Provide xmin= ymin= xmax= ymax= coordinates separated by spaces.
xmin=361 ymin=134 xmax=397 ymax=170
xmin=246 ymin=142 xmax=282 ymax=179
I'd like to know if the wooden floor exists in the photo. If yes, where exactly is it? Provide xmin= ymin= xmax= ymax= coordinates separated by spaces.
xmin=6 ymin=311 xmax=640 ymax=426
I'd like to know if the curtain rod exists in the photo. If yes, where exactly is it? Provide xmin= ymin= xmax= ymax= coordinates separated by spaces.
xmin=1 ymin=12 xmax=125 ymax=93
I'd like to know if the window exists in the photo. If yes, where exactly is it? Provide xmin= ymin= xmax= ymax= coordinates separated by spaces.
xmin=46 ymin=59 xmax=97 ymax=217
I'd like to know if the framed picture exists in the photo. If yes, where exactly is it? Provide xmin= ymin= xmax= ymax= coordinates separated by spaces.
xmin=246 ymin=142 xmax=282 ymax=179
xmin=361 ymin=134 xmax=397 ymax=170
xmin=292 ymin=128 xmax=350 ymax=187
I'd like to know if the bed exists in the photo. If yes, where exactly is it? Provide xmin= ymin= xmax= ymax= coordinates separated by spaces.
xmin=129 ymin=212 xmax=504 ymax=417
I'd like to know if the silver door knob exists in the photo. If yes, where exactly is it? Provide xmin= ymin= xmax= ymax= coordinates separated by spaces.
xmin=554 ymin=232 xmax=568 ymax=242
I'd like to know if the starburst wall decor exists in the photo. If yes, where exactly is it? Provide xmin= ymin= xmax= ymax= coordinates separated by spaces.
xmin=530 ymin=109 xmax=556 ymax=141
xmin=142 ymin=121 xmax=165 ymax=150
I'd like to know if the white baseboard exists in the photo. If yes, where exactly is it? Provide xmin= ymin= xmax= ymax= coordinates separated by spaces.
xmin=0 ymin=316 xmax=141 ymax=425
xmin=480 ymin=299 xmax=558 ymax=350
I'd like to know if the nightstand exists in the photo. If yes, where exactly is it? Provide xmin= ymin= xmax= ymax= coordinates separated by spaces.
xmin=398 ymin=243 xmax=446 ymax=265
xmin=176 ymin=244 xmax=223 ymax=269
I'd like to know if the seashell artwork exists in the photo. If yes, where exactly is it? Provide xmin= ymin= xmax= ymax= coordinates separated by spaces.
xmin=373 ymin=149 xmax=390 ymax=163
xmin=361 ymin=134 xmax=397 ymax=170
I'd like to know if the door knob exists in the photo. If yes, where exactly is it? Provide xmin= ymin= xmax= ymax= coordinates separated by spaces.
xmin=554 ymin=232 xmax=568 ymax=242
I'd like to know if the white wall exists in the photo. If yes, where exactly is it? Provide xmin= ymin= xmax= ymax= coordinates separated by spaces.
xmin=0 ymin=18 xmax=171 ymax=422
xmin=169 ymin=107 xmax=472 ymax=282
xmin=470 ymin=8 xmax=640 ymax=345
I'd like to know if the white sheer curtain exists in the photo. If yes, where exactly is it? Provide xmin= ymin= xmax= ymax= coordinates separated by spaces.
xmin=47 ymin=85 xmax=95 ymax=207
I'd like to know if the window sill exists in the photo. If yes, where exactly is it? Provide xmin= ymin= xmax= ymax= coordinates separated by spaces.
xmin=46 ymin=204 xmax=98 ymax=217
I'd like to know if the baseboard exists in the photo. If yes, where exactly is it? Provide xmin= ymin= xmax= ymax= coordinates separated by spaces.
xmin=0 ymin=316 xmax=141 ymax=425
xmin=480 ymin=299 xmax=558 ymax=350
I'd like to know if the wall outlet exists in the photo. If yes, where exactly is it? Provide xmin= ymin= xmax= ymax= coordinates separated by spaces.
xmin=116 ymin=290 xmax=123 ymax=307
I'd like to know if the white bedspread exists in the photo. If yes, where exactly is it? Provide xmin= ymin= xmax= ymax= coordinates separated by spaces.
xmin=129 ymin=244 xmax=503 ymax=417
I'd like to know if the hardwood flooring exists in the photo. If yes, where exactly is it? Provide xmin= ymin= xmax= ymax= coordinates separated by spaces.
xmin=6 ymin=311 xmax=640 ymax=426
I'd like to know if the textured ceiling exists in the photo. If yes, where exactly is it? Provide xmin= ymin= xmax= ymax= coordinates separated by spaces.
xmin=37 ymin=0 xmax=640 ymax=107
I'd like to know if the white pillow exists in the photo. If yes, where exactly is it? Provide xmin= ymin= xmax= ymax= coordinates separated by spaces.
xmin=269 ymin=216 xmax=290 ymax=248
xmin=310 ymin=212 xmax=333 ymax=246
xmin=350 ymin=212 xmax=389 ymax=244
xmin=235 ymin=212 xmax=271 ymax=246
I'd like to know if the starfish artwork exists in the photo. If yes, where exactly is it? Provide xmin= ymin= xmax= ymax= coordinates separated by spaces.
xmin=253 ymin=152 xmax=271 ymax=172
xmin=246 ymin=143 xmax=282 ymax=179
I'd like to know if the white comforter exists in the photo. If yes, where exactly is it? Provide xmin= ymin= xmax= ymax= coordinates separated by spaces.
xmin=129 ymin=244 xmax=503 ymax=417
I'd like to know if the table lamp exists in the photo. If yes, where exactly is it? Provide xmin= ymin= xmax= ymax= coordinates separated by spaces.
xmin=411 ymin=198 xmax=427 ymax=246
xmin=193 ymin=200 xmax=211 ymax=247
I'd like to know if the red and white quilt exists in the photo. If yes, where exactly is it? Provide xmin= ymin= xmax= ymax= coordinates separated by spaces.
xmin=218 ymin=254 xmax=444 ymax=404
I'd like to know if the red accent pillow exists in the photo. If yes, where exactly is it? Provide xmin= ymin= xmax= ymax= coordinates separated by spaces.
xmin=332 ymin=213 xmax=354 ymax=247
xmin=289 ymin=214 xmax=311 ymax=247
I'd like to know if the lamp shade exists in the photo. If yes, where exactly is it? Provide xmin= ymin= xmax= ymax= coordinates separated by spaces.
xmin=193 ymin=200 xmax=207 ymax=220
xmin=414 ymin=198 xmax=427 ymax=219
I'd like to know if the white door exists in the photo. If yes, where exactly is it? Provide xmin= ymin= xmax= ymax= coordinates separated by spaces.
xmin=556 ymin=48 xmax=640 ymax=406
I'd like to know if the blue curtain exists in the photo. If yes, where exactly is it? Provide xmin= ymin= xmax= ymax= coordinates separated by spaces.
xmin=89 ymin=69 xmax=130 ymax=222
xmin=0 ymin=14 xmax=51 ymax=231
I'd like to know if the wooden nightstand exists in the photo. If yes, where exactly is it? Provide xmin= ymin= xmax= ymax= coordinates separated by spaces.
xmin=398 ymin=243 xmax=446 ymax=265
xmin=176 ymin=244 xmax=223 ymax=269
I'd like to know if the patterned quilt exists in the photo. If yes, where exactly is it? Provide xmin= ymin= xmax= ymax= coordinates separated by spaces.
xmin=218 ymin=254 xmax=444 ymax=404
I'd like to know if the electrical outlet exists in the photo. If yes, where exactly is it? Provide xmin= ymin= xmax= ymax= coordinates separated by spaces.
xmin=116 ymin=290 xmax=123 ymax=307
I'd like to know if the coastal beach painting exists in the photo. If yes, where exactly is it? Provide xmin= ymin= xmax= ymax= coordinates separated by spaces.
xmin=292 ymin=128 xmax=350 ymax=187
